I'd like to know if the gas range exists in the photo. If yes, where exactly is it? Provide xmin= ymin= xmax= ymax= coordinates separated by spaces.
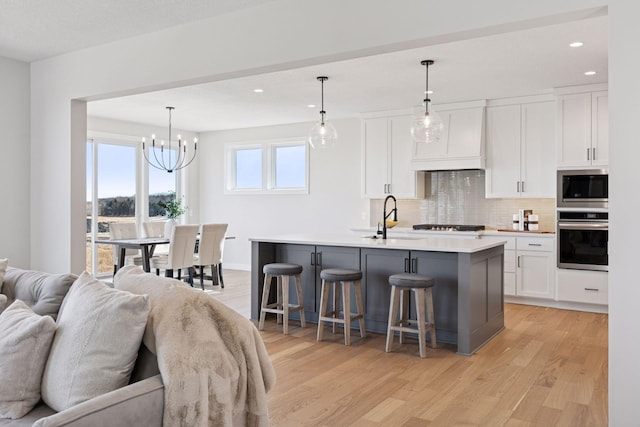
xmin=412 ymin=224 xmax=485 ymax=232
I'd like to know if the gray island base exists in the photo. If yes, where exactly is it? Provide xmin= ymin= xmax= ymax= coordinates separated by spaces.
xmin=250 ymin=234 xmax=506 ymax=355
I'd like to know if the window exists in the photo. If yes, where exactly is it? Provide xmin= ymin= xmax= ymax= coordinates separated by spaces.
xmin=148 ymin=147 xmax=178 ymax=217
xmin=226 ymin=139 xmax=308 ymax=194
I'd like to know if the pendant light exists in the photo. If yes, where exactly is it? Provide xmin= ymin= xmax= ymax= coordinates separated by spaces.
xmin=142 ymin=107 xmax=197 ymax=173
xmin=308 ymin=76 xmax=337 ymax=148
xmin=411 ymin=60 xmax=443 ymax=144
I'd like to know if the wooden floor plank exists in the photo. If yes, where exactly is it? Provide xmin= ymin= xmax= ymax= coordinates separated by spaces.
xmin=209 ymin=270 xmax=608 ymax=426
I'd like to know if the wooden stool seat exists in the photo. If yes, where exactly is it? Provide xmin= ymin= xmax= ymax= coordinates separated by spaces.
xmin=386 ymin=273 xmax=437 ymax=358
xmin=317 ymin=268 xmax=366 ymax=346
xmin=258 ymin=263 xmax=305 ymax=335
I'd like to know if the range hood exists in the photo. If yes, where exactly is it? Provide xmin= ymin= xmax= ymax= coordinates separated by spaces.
xmin=410 ymin=100 xmax=486 ymax=171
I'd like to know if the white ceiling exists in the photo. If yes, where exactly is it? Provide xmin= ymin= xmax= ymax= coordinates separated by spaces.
xmin=0 ymin=0 xmax=276 ymax=62
xmin=87 ymin=15 xmax=608 ymax=133
xmin=0 ymin=1 xmax=607 ymax=134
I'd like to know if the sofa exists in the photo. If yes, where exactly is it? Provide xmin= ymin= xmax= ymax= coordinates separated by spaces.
xmin=0 ymin=263 xmax=275 ymax=427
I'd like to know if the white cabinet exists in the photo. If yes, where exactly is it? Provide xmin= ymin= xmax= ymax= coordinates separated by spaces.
xmin=556 ymin=90 xmax=608 ymax=168
xmin=410 ymin=101 xmax=486 ymax=171
xmin=362 ymin=115 xmax=425 ymax=199
xmin=557 ymin=269 xmax=608 ymax=305
xmin=483 ymin=235 xmax=555 ymax=299
xmin=485 ymin=101 xmax=555 ymax=198
xmin=516 ymin=237 xmax=555 ymax=299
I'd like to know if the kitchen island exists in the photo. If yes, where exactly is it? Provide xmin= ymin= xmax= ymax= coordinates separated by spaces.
xmin=250 ymin=234 xmax=506 ymax=355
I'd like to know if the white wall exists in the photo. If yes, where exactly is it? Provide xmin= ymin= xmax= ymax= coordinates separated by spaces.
xmin=198 ymin=118 xmax=367 ymax=270
xmin=608 ymin=1 xmax=640 ymax=424
xmin=0 ymin=56 xmax=30 ymax=268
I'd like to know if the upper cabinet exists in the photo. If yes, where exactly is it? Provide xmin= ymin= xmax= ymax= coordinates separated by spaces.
xmin=556 ymin=90 xmax=608 ymax=168
xmin=485 ymin=99 xmax=556 ymax=198
xmin=362 ymin=114 xmax=425 ymax=199
xmin=410 ymin=100 xmax=486 ymax=171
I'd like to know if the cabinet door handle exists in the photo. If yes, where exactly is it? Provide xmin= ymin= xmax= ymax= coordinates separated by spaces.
xmin=411 ymin=258 xmax=417 ymax=273
xmin=517 ymin=256 xmax=520 ymax=268
xmin=317 ymin=252 xmax=322 ymax=267
xmin=388 ymin=183 xmax=392 ymax=193
xmin=585 ymin=287 xmax=599 ymax=292
xmin=592 ymin=147 xmax=596 ymax=160
xmin=521 ymin=181 xmax=525 ymax=193
xmin=404 ymin=258 xmax=410 ymax=273
xmin=587 ymin=147 xmax=590 ymax=160
xmin=516 ymin=181 xmax=520 ymax=193
xmin=311 ymin=252 xmax=315 ymax=266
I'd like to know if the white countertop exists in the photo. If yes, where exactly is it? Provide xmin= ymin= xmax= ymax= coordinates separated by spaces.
xmin=351 ymin=226 xmax=556 ymax=239
xmin=249 ymin=233 xmax=506 ymax=253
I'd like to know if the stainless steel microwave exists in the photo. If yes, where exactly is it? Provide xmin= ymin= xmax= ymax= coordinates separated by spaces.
xmin=557 ymin=169 xmax=608 ymax=209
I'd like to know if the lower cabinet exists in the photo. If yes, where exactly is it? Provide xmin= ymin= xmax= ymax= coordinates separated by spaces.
xmin=276 ymin=244 xmax=360 ymax=321
xmin=516 ymin=237 xmax=555 ymax=299
xmin=557 ymin=269 xmax=608 ymax=305
xmin=484 ymin=235 xmax=555 ymax=300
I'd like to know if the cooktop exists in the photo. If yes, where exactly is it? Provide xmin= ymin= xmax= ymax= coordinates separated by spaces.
xmin=412 ymin=224 xmax=485 ymax=232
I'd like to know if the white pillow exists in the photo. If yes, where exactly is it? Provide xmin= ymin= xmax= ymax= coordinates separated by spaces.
xmin=0 ymin=294 xmax=7 ymax=312
xmin=0 ymin=258 xmax=7 ymax=291
xmin=0 ymin=300 xmax=56 ymax=419
xmin=40 ymin=272 xmax=150 ymax=412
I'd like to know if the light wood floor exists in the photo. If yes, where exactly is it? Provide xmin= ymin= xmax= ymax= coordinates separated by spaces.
xmin=211 ymin=269 xmax=608 ymax=427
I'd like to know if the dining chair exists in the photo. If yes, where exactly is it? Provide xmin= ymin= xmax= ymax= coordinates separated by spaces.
xmin=150 ymin=224 xmax=199 ymax=286
xmin=143 ymin=220 xmax=169 ymax=255
xmin=193 ymin=223 xmax=228 ymax=290
xmin=109 ymin=222 xmax=143 ymax=274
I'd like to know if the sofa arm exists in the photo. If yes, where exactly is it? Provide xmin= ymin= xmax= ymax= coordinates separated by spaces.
xmin=33 ymin=375 xmax=164 ymax=427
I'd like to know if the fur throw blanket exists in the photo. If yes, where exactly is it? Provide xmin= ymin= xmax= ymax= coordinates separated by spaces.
xmin=114 ymin=266 xmax=276 ymax=426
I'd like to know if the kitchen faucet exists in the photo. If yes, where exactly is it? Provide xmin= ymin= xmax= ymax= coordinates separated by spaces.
xmin=380 ymin=194 xmax=397 ymax=239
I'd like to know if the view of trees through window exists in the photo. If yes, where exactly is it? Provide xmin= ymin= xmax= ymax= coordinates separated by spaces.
xmin=86 ymin=141 xmax=177 ymax=276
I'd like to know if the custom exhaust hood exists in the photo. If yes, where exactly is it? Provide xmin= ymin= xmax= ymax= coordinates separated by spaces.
xmin=410 ymin=100 xmax=486 ymax=171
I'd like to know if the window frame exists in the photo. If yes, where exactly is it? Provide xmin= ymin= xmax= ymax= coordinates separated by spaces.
xmin=225 ymin=138 xmax=309 ymax=195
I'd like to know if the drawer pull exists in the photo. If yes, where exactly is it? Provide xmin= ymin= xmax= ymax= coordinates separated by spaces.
xmin=528 ymin=243 xmax=542 ymax=247
xmin=584 ymin=288 xmax=600 ymax=292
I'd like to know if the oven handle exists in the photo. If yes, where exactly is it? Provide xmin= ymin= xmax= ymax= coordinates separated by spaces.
xmin=558 ymin=222 xmax=608 ymax=230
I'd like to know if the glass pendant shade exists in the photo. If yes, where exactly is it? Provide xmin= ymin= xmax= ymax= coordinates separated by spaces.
xmin=411 ymin=109 xmax=443 ymax=144
xmin=308 ymin=76 xmax=337 ymax=148
xmin=308 ymin=121 xmax=338 ymax=148
xmin=410 ymin=59 xmax=442 ymax=144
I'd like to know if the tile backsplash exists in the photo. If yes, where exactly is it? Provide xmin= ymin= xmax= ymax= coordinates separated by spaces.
xmin=370 ymin=170 xmax=555 ymax=231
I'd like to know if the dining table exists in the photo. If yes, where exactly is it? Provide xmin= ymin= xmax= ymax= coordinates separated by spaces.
xmin=95 ymin=237 xmax=169 ymax=273
xmin=95 ymin=235 xmax=237 ymax=275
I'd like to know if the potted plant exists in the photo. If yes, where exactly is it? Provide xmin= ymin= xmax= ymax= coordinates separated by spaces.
xmin=158 ymin=194 xmax=187 ymax=238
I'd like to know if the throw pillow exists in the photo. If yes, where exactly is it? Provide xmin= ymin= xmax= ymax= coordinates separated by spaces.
xmin=40 ymin=272 xmax=150 ymax=412
xmin=0 ymin=267 xmax=76 ymax=320
xmin=0 ymin=258 xmax=7 ymax=291
xmin=0 ymin=294 xmax=7 ymax=312
xmin=0 ymin=300 xmax=56 ymax=419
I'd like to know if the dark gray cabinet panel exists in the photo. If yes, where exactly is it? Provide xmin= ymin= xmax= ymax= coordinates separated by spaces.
xmin=361 ymin=248 xmax=409 ymax=331
xmin=277 ymin=244 xmax=316 ymax=319
xmin=276 ymin=244 xmax=360 ymax=322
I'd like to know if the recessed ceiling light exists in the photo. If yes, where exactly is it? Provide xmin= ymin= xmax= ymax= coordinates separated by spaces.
xmin=253 ymin=88 xmax=264 ymax=93
xmin=584 ymin=70 xmax=597 ymax=76
xmin=569 ymin=41 xmax=584 ymax=48
xmin=307 ymin=104 xmax=316 ymax=108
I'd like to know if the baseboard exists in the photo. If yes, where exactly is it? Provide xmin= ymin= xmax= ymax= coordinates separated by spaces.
xmin=223 ymin=262 xmax=251 ymax=271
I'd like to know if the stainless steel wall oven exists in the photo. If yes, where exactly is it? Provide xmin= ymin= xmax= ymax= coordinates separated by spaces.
xmin=557 ymin=211 xmax=608 ymax=271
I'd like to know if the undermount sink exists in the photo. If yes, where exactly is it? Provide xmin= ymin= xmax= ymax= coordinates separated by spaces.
xmin=361 ymin=235 xmax=424 ymax=241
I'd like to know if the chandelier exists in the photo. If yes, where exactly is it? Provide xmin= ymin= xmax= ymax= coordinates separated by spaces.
xmin=308 ymin=76 xmax=338 ymax=148
xmin=142 ymin=107 xmax=197 ymax=173
xmin=410 ymin=60 xmax=443 ymax=144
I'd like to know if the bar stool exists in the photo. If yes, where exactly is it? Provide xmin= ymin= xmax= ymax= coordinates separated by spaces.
xmin=317 ymin=268 xmax=366 ymax=346
xmin=258 ymin=263 xmax=306 ymax=335
xmin=385 ymin=273 xmax=437 ymax=358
